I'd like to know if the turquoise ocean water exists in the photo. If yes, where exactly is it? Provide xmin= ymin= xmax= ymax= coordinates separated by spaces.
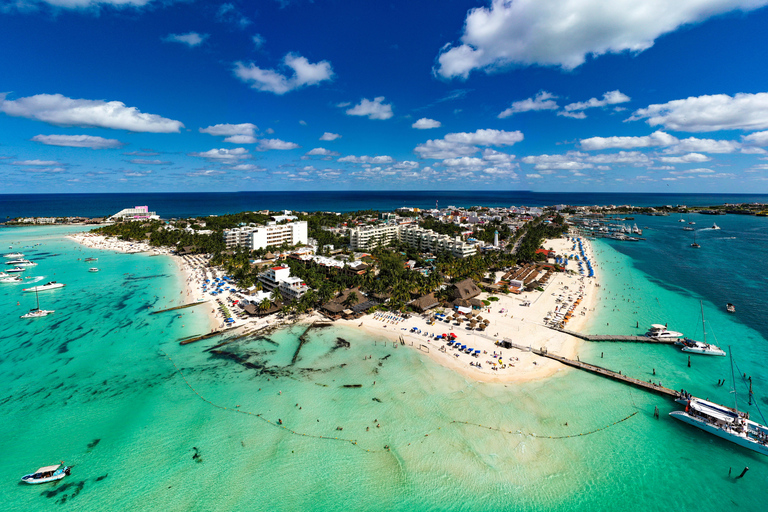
xmin=1 ymin=220 xmax=767 ymax=511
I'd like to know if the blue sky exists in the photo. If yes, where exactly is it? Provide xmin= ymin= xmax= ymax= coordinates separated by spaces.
xmin=3 ymin=0 xmax=768 ymax=193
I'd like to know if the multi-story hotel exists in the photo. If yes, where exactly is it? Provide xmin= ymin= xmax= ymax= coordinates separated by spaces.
xmin=397 ymin=225 xmax=477 ymax=258
xmin=223 ymin=221 xmax=308 ymax=250
xmin=257 ymin=265 xmax=308 ymax=300
xmin=109 ymin=205 xmax=158 ymax=221
xmin=348 ymin=224 xmax=399 ymax=250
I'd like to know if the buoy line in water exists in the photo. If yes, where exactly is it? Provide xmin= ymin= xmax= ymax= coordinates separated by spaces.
xmin=451 ymin=411 xmax=638 ymax=440
xmin=160 ymin=350 xmax=372 ymax=451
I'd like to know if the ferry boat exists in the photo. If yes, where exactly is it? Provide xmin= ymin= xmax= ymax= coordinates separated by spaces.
xmin=4 ymin=252 xmax=23 ymax=258
xmin=23 ymin=281 xmax=65 ymax=292
xmin=646 ymin=324 xmax=683 ymax=339
xmin=20 ymin=463 xmax=71 ymax=484
xmin=726 ymin=303 xmax=735 ymax=313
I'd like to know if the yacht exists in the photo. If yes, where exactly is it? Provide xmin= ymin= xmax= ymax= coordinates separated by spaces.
xmin=0 ymin=275 xmax=23 ymax=283
xmin=21 ymin=286 xmax=54 ymax=319
xmin=4 ymin=252 xmax=23 ymax=258
xmin=712 ymin=223 xmax=720 ymax=230
xmin=691 ymin=231 xmax=700 ymax=248
xmin=680 ymin=301 xmax=726 ymax=356
xmin=23 ymin=281 xmax=65 ymax=292
xmin=726 ymin=303 xmax=735 ymax=313
xmin=13 ymin=260 xmax=37 ymax=267
xmin=5 ymin=259 xmax=29 ymax=265
xmin=6 ymin=266 xmax=26 ymax=273
xmin=646 ymin=324 xmax=683 ymax=339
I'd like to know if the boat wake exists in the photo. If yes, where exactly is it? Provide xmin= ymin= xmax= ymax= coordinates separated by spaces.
xmin=25 ymin=276 xmax=45 ymax=283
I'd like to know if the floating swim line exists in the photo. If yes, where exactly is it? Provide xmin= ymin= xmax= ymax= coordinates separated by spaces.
xmin=451 ymin=411 xmax=638 ymax=440
xmin=160 ymin=351 xmax=369 ymax=450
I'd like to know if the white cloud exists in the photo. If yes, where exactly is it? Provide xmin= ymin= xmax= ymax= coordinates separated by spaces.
xmin=252 ymin=34 xmax=265 ymax=48
xmin=13 ymin=159 xmax=61 ymax=166
xmin=187 ymin=169 xmax=227 ymax=177
xmin=670 ymin=167 xmax=715 ymax=175
xmin=163 ymin=32 xmax=207 ymax=47
xmin=580 ymin=130 xmax=677 ymax=150
xmin=129 ymin=159 xmax=169 ymax=165
xmin=217 ymin=3 xmax=251 ymax=28
xmin=339 ymin=155 xmax=394 ymax=164
xmin=564 ymin=90 xmax=630 ymax=112
xmin=345 ymin=97 xmax=393 ymax=120
xmin=190 ymin=147 xmax=250 ymax=161
xmin=223 ymin=135 xmax=258 ymax=144
xmin=668 ymin=136 xmax=740 ymax=154
xmin=629 ymin=92 xmax=768 ymax=132
xmin=443 ymin=157 xmax=484 ymax=168
xmin=526 ymin=174 xmax=543 ymax=179
xmin=742 ymin=130 xmax=768 ymax=146
xmin=498 ymin=91 xmax=558 ymax=118
xmin=299 ymin=120 xmax=307 ymax=126
xmin=257 ymin=139 xmax=299 ymax=151
xmin=0 ymin=93 xmax=183 ymax=132
xmin=31 ymin=134 xmax=123 ymax=149
xmin=658 ymin=152 xmax=710 ymax=163
xmin=415 ymin=129 xmax=523 ymax=159
xmin=481 ymin=148 xmax=515 ymax=163
xmin=412 ymin=118 xmax=442 ymax=129
xmin=434 ymin=0 xmax=768 ymax=78
xmin=522 ymin=152 xmax=594 ymax=170
xmin=319 ymin=132 xmax=341 ymax=141
xmin=306 ymin=147 xmax=339 ymax=156
xmin=19 ymin=0 xmax=154 ymax=8
xmin=200 ymin=123 xmax=257 ymax=136
xmin=558 ymin=111 xmax=587 ymax=119
xmin=229 ymin=163 xmax=266 ymax=172
xmin=234 ymin=53 xmax=333 ymax=95
xmin=585 ymin=151 xmax=650 ymax=165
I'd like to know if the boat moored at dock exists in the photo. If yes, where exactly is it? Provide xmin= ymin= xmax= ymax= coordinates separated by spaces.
xmin=646 ymin=324 xmax=683 ymax=339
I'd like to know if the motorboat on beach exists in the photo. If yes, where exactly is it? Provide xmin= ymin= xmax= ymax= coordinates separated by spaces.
xmin=4 ymin=252 xmax=23 ymax=258
xmin=646 ymin=324 xmax=683 ymax=339
xmin=20 ymin=463 xmax=71 ymax=484
xmin=23 ymin=281 xmax=65 ymax=292
xmin=726 ymin=303 xmax=735 ymax=313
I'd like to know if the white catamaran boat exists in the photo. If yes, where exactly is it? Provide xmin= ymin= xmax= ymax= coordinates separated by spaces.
xmin=20 ymin=463 xmax=71 ymax=484
xmin=679 ymin=301 xmax=726 ymax=356
xmin=23 ymin=281 xmax=65 ymax=292
xmin=646 ymin=324 xmax=683 ymax=339
xmin=21 ymin=286 xmax=54 ymax=319
xmin=671 ymin=355 xmax=768 ymax=456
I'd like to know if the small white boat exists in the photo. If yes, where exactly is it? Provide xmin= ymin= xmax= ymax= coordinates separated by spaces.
xmin=681 ymin=339 xmax=726 ymax=356
xmin=21 ymin=308 xmax=55 ymax=319
xmin=23 ymin=281 xmax=65 ymax=292
xmin=14 ymin=260 xmax=37 ymax=267
xmin=5 ymin=259 xmax=29 ymax=265
xmin=726 ymin=303 xmax=735 ymax=313
xmin=20 ymin=463 xmax=71 ymax=484
xmin=89 ymin=268 xmax=99 ymax=272
xmin=6 ymin=266 xmax=26 ymax=273
xmin=0 ymin=275 xmax=23 ymax=283
xmin=646 ymin=324 xmax=683 ymax=339
xmin=4 ymin=252 xmax=23 ymax=258
xmin=712 ymin=223 xmax=720 ymax=230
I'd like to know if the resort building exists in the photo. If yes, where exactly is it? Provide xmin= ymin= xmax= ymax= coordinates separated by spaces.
xmin=109 ymin=205 xmax=159 ymax=221
xmin=349 ymin=224 xmax=399 ymax=250
xmin=257 ymin=265 xmax=308 ymax=301
xmin=223 ymin=221 xmax=308 ymax=250
xmin=397 ymin=225 xmax=477 ymax=258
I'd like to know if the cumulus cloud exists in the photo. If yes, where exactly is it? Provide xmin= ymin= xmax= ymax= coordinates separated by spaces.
xmin=217 ymin=3 xmax=251 ymax=28
xmin=669 ymin=136 xmax=740 ymax=154
xmin=580 ymin=130 xmax=677 ymax=150
xmin=339 ymin=155 xmax=394 ymax=164
xmin=658 ymin=152 xmax=710 ymax=163
xmin=415 ymin=129 xmax=524 ymax=159
xmin=187 ymin=169 xmax=226 ymax=177
xmin=13 ymin=159 xmax=61 ymax=166
xmin=319 ymin=132 xmax=341 ymax=141
xmin=257 ymin=139 xmax=299 ymax=151
xmin=742 ymin=130 xmax=768 ymax=146
xmin=129 ymin=159 xmax=169 ymax=165
xmin=306 ymin=147 xmax=339 ymax=157
xmin=498 ymin=91 xmax=558 ymax=118
xmin=412 ymin=118 xmax=442 ymax=129
xmin=163 ymin=32 xmax=208 ymax=47
xmin=0 ymin=93 xmax=183 ymax=132
xmin=564 ymin=90 xmax=630 ymax=112
xmin=629 ymin=92 xmax=768 ymax=132
xmin=234 ymin=53 xmax=333 ymax=95
xmin=345 ymin=97 xmax=393 ymax=120
xmin=15 ymin=0 xmax=155 ymax=9
xmin=31 ymin=134 xmax=123 ymax=149
xmin=190 ymin=147 xmax=250 ymax=161
xmin=229 ymin=163 xmax=266 ymax=172
xmin=522 ymin=152 xmax=594 ymax=170
xmin=223 ymin=135 xmax=258 ymax=144
xmin=434 ymin=0 xmax=768 ymax=78
xmin=200 ymin=123 xmax=257 ymax=136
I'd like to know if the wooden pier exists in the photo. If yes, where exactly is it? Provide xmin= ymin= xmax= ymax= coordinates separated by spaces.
xmin=178 ymin=325 xmax=240 ymax=345
xmin=550 ymin=327 xmax=680 ymax=344
xmin=150 ymin=301 xmax=209 ymax=315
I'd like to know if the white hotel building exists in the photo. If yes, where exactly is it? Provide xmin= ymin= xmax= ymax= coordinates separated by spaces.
xmin=223 ymin=221 xmax=308 ymax=251
xmin=348 ymin=223 xmax=477 ymax=258
xmin=257 ymin=265 xmax=309 ymax=301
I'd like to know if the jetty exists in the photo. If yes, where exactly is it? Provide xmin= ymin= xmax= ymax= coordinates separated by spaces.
xmin=501 ymin=338 xmax=680 ymax=399
xmin=151 ymin=301 xmax=209 ymax=315
xmin=549 ymin=327 xmax=680 ymax=344
xmin=179 ymin=325 xmax=239 ymax=345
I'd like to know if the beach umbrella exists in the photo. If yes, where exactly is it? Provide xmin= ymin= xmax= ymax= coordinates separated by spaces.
xmin=483 ymin=320 xmax=490 ymax=324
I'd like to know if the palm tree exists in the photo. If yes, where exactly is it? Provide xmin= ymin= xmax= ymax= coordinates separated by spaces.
xmin=259 ymin=298 xmax=272 ymax=312
xmin=343 ymin=292 xmax=359 ymax=308
xmin=270 ymin=287 xmax=282 ymax=304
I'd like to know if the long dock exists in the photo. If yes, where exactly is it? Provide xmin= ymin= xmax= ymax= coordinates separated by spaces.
xmin=150 ymin=301 xmax=209 ymax=315
xmin=501 ymin=339 xmax=680 ymax=398
xmin=550 ymin=327 xmax=680 ymax=344
xmin=178 ymin=325 xmax=240 ymax=345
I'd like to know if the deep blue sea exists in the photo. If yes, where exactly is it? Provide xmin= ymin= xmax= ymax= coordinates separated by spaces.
xmin=2 ymin=191 xmax=768 ymax=218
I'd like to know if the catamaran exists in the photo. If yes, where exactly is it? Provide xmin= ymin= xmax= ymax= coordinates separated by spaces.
xmin=671 ymin=353 xmax=768 ymax=456
xmin=21 ymin=286 xmax=54 ymax=319
xmin=679 ymin=302 xmax=726 ymax=356
xmin=20 ymin=463 xmax=71 ymax=484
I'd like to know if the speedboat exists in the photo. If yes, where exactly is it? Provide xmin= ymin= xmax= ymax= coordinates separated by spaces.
xmin=21 ymin=463 xmax=71 ymax=484
xmin=23 ymin=281 xmax=65 ymax=292
xmin=14 ymin=260 xmax=37 ymax=267
xmin=85 ymin=257 xmax=98 ymax=262
xmin=682 ymin=226 xmax=694 ymax=231
xmin=0 ymin=275 xmax=23 ymax=283
xmin=680 ymin=338 xmax=726 ymax=356
xmin=712 ymin=223 xmax=720 ymax=230
xmin=89 ymin=267 xmax=99 ymax=272
xmin=6 ymin=266 xmax=26 ymax=273
xmin=5 ymin=259 xmax=29 ymax=265
xmin=646 ymin=324 xmax=683 ymax=339
xmin=4 ymin=252 xmax=23 ymax=258
xmin=726 ymin=303 xmax=735 ymax=313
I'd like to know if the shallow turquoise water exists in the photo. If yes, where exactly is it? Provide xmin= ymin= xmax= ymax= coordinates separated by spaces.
xmin=1 ymin=224 xmax=767 ymax=511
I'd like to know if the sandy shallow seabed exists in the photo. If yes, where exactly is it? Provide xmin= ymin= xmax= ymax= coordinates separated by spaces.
xmin=338 ymin=237 xmax=600 ymax=383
